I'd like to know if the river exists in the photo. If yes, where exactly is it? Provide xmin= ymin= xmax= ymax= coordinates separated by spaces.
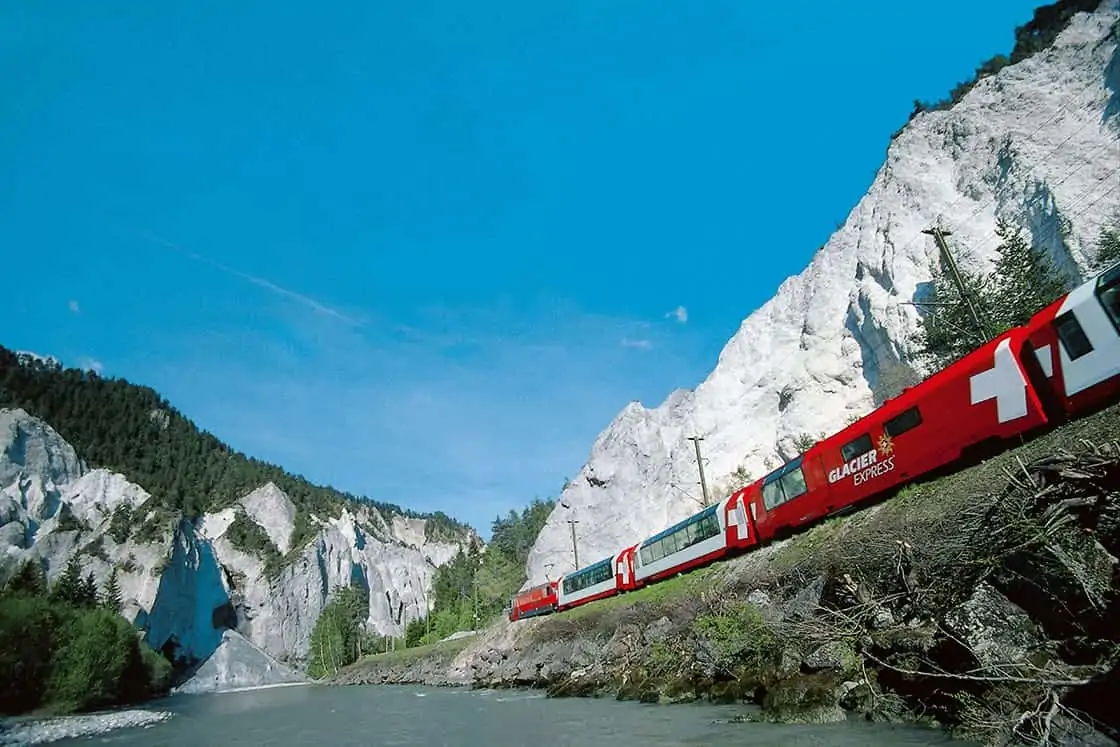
xmin=9 ymin=683 xmax=976 ymax=746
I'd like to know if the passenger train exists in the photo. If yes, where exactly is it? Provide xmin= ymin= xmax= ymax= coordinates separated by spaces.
xmin=509 ymin=260 xmax=1120 ymax=623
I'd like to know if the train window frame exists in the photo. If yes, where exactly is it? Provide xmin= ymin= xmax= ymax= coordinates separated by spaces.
xmin=884 ymin=406 xmax=922 ymax=437
xmin=761 ymin=456 xmax=806 ymax=510
xmin=1095 ymin=264 xmax=1120 ymax=333
xmin=779 ymin=466 xmax=808 ymax=501
xmin=1053 ymin=310 xmax=1094 ymax=360
xmin=840 ymin=433 xmax=873 ymax=462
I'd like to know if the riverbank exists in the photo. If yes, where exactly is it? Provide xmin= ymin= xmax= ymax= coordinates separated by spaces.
xmin=331 ymin=403 xmax=1120 ymax=745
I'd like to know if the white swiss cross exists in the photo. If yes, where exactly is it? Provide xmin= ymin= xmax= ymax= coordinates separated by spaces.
xmin=969 ymin=337 xmax=1029 ymax=423
xmin=616 ymin=558 xmax=630 ymax=585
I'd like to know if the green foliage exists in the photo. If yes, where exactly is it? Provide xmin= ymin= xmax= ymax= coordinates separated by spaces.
xmin=306 ymin=585 xmax=382 ymax=679
xmin=893 ymin=0 xmax=1100 ymax=138
xmin=225 ymin=508 xmax=281 ymax=571
xmin=912 ymin=220 xmax=1070 ymax=370
xmin=406 ymin=496 xmax=556 ymax=645
xmin=1093 ymin=223 xmax=1120 ymax=272
xmin=791 ymin=431 xmax=827 ymax=455
xmin=0 ymin=345 xmax=472 ymax=570
xmin=0 ymin=559 xmax=172 ymax=716
xmin=693 ymin=602 xmax=780 ymax=675
xmin=108 ymin=504 xmax=134 ymax=544
xmin=423 ymin=511 xmax=471 ymax=543
xmin=101 ymin=567 xmax=122 ymax=613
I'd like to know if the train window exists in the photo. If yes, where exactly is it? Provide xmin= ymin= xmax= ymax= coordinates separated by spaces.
xmin=884 ymin=406 xmax=922 ymax=437
xmin=779 ymin=466 xmax=808 ymax=501
xmin=562 ymin=558 xmax=613 ymax=594
xmin=841 ymin=434 xmax=873 ymax=462
xmin=762 ymin=480 xmax=785 ymax=510
xmin=1053 ymin=311 xmax=1094 ymax=360
xmin=1096 ymin=264 xmax=1120 ymax=332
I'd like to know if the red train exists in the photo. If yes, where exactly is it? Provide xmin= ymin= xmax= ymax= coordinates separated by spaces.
xmin=508 ymin=260 xmax=1120 ymax=623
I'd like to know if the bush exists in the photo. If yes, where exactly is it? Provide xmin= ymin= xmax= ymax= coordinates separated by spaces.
xmin=0 ymin=561 xmax=173 ymax=717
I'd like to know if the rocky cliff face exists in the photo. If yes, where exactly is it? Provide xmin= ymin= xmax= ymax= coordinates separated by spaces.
xmin=0 ymin=407 xmax=476 ymax=688
xmin=525 ymin=0 xmax=1120 ymax=587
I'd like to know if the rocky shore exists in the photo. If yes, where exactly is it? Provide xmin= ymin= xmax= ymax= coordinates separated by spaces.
xmin=332 ymin=403 xmax=1120 ymax=746
xmin=0 ymin=708 xmax=174 ymax=746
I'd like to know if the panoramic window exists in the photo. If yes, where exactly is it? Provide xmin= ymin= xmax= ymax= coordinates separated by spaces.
xmin=1096 ymin=264 xmax=1120 ymax=332
xmin=884 ymin=406 xmax=922 ymax=437
xmin=760 ymin=457 xmax=807 ymax=510
xmin=562 ymin=558 xmax=613 ymax=595
xmin=840 ymin=433 xmax=873 ymax=462
xmin=638 ymin=505 xmax=721 ymax=565
xmin=1053 ymin=310 xmax=1094 ymax=360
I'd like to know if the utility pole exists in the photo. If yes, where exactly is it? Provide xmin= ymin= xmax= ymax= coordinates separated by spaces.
xmin=922 ymin=226 xmax=990 ymax=341
xmin=567 ymin=518 xmax=580 ymax=570
xmin=688 ymin=436 xmax=712 ymax=507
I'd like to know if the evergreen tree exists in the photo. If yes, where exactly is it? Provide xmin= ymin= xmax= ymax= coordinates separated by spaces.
xmin=50 ymin=555 xmax=83 ymax=606
xmin=911 ymin=251 xmax=996 ymax=371
xmin=101 ymin=568 xmax=122 ymax=613
xmin=78 ymin=572 xmax=99 ymax=609
xmin=1094 ymin=224 xmax=1120 ymax=271
xmin=987 ymin=220 xmax=1068 ymax=332
xmin=912 ymin=220 xmax=1068 ymax=371
xmin=2 ymin=559 xmax=45 ymax=597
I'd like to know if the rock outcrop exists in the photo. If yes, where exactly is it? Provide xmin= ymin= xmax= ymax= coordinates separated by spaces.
xmin=524 ymin=0 xmax=1120 ymax=588
xmin=0 ymin=407 xmax=476 ymax=692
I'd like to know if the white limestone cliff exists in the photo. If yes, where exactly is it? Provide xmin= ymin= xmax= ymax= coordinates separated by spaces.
xmin=525 ymin=1 xmax=1120 ymax=587
xmin=0 ymin=407 xmax=476 ymax=691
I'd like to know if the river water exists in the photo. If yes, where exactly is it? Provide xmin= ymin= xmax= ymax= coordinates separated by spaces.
xmin=44 ymin=684 xmax=968 ymax=746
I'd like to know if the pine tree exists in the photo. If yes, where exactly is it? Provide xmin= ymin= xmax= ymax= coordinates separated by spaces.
xmin=1095 ymin=224 xmax=1120 ymax=271
xmin=911 ymin=250 xmax=996 ymax=369
xmin=50 ymin=555 xmax=83 ymax=606
xmin=987 ymin=219 xmax=1068 ymax=332
xmin=101 ymin=567 xmax=123 ymax=613
xmin=79 ymin=571 xmax=99 ymax=608
xmin=2 ymin=559 xmax=45 ymax=597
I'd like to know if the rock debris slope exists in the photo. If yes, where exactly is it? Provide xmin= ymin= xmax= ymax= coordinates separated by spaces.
xmin=525 ymin=1 xmax=1120 ymax=587
xmin=0 ymin=407 xmax=476 ymax=691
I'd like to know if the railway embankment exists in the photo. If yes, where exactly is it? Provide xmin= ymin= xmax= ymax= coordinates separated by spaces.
xmin=332 ymin=403 xmax=1120 ymax=745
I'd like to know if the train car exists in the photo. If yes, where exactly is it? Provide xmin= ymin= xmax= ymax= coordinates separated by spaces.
xmin=508 ymin=580 xmax=559 ymax=622
xmin=556 ymin=553 xmax=621 ymax=612
xmin=1020 ymin=260 xmax=1120 ymax=419
xmin=744 ymin=324 xmax=1054 ymax=544
xmin=632 ymin=490 xmax=759 ymax=586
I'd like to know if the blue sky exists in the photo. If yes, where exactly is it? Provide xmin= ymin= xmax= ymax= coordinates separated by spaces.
xmin=2 ymin=0 xmax=1045 ymax=537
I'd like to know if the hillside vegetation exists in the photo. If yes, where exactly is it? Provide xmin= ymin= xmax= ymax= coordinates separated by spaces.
xmin=0 ymin=557 xmax=172 ymax=717
xmin=0 ymin=345 xmax=474 ymax=555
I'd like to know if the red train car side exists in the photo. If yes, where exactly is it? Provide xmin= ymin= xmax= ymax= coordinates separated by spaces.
xmin=747 ymin=325 xmax=1053 ymax=543
xmin=508 ymin=581 xmax=558 ymax=622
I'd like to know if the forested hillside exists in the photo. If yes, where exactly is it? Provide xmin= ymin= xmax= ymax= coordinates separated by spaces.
xmin=0 ymin=347 xmax=472 ymax=552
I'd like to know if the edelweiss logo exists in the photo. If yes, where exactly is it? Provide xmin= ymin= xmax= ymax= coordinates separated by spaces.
xmin=877 ymin=433 xmax=894 ymax=458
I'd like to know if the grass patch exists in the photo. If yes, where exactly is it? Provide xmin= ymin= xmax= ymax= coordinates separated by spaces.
xmin=354 ymin=635 xmax=473 ymax=666
xmin=563 ymin=565 xmax=718 ymax=623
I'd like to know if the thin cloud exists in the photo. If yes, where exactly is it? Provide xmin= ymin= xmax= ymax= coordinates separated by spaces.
xmin=77 ymin=357 xmax=104 ymax=374
xmin=667 ymin=305 xmax=688 ymax=324
xmin=136 ymin=230 xmax=361 ymax=326
xmin=68 ymin=300 xmax=81 ymax=314
xmin=621 ymin=337 xmax=652 ymax=349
